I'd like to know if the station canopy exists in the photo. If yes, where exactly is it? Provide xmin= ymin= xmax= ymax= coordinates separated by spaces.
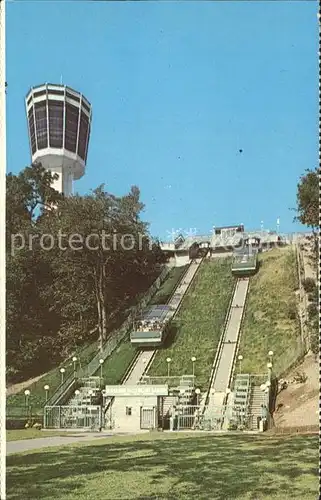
xmin=137 ymin=305 xmax=171 ymax=322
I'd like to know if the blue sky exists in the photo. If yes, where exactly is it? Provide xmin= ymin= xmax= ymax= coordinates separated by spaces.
xmin=6 ymin=1 xmax=318 ymax=240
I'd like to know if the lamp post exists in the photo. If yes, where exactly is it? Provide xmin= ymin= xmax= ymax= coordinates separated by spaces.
xmin=237 ymin=355 xmax=243 ymax=374
xmin=260 ymin=383 xmax=266 ymax=404
xmin=72 ymin=356 xmax=77 ymax=374
xmin=60 ymin=367 xmax=65 ymax=384
xmin=166 ymin=357 xmax=171 ymax=379
xmin=99 ymin=358 xmax=104 ymax=380
xmin=267 ymin=362 xmax=273 ymax=380
xmin=24 ymin=389 xmax=30 ymax=407
xmin=89 ymin=389 xmax=93 ymax=406
xmin=195 ymin=388 xmax=201 ymax=406
xmin=268 ymin=351 xmax=273 ymax=364
xmin=75 ymin=389 xmax=80 ymax=397
xmin=44 ymin=385 xmax=50 ymax=402
xmin=191 ymin=356 xmax=196 ymax=383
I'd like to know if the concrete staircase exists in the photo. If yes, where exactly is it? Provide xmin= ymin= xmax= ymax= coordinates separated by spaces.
xmin=248 ymin=385 xmax=265 ymax=430
xmin=67 ymin=386 xmax=102 ymax=407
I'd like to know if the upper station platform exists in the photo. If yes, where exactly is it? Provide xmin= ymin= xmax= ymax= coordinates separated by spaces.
xmin=160 ymin=226 xmax=290 ymax=264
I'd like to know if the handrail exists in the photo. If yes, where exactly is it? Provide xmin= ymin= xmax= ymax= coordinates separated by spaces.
xmin=46 ymin=265 xmax=171 ymax=406
xmin=227 ymin=278 xmax=250 ymax=390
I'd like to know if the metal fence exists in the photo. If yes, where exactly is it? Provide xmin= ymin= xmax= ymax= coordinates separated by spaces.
xmin=80 ymin=377 xmax=103 ymax=388
xmin=174 ymin=404 xmax=253 ymax=431
xmin=44 ymin=405 xmax=102 ymax=430
xmin=140 ymin=375 xmax=196 ymax=388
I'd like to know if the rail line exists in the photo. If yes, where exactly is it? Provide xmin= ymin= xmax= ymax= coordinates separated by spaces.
xmin=103 ymin=257 xmax=205 ymax=414
xmin=203 ymin=277 xmax=249 ymax=414
xmin=122 ymin=256 xmax=205 ymax=385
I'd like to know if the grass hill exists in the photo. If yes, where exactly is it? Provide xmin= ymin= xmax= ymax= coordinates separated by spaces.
xmin=148 ymin=258 xmax=235 ymax=390
xmin=238 ymin=247 xmax=302 ymax=376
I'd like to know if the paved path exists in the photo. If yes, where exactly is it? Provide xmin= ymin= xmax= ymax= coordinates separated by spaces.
xmin=7 ymin=431 xmax=147 ymax=455
xmin=211 ymin=278 xmax=249 ymax=393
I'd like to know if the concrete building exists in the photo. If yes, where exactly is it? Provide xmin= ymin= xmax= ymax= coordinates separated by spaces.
xmin=25 ymin=83 xmax=92 ymax=196
xmin=104 ymin=385 xmax=169 ymax=432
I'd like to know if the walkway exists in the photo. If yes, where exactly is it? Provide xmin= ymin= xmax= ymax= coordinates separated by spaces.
xmin=7 ymin=431 xmax=149 ymax=455
xmin=205 ymin=278 xmax=249 ymax=414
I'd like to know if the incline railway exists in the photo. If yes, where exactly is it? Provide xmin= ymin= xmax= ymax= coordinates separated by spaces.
xmin=203 ymin=277 xmax=249 ymax=425
xmin=123 ymin=257 xmax=205 ymax=384
xmin=103 ymin=257 xmax=206 ymax=423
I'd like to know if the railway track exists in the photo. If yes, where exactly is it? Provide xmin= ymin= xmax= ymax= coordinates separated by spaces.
xmin=122 ymin=257 xmax=205 ymax=385
xmin=203 ymin=277 xmax=249 ymax=417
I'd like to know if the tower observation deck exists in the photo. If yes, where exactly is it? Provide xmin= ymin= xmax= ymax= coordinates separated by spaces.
xmin=25 ymin=83 xmax=92 ymax=196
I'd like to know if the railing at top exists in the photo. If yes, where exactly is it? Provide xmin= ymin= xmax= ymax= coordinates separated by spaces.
xmin=46 ymin=265 xmax=171 ymax=406
xmin=140 ymin=375 xmax=195 ymax=387
xmin=250 ymin=374 xmax=269 ymax=386
xmin=228 ymin=279 xmax=250 ymax=390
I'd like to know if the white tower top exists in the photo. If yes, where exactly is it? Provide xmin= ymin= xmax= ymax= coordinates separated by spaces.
xmin=25 ymin=83 xmax=92 ymax=196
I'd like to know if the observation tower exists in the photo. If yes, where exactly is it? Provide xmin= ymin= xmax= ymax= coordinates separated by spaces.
xmin=25 ymin=83 xmax=92 ymax=196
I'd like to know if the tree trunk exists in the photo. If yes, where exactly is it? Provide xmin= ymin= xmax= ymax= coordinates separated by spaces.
xmin=100 ymin=263 xmax=107 ymax=342
xmin=93 ymin=267 xmax=103 ymax=349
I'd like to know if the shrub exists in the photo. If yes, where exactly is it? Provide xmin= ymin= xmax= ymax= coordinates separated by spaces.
xmin=302 ymin=278 xmax=316 ymax=293
xmin=307 ymin=288 xmax=318 ymax=303
xmin=287 ymin=302 xmax=297 ymax=320
xmin=307 ymin=303 xmax=318 ymax=318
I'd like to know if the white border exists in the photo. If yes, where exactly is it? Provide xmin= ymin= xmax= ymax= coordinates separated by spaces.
xmin=0 ymin=1 xmax=6 ymax=498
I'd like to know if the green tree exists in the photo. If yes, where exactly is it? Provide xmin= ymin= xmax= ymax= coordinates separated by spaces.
xmin=295 ymin=168 xmax=318 ymax=229
xmin=6 ymin=165 xmax=165 ymax=380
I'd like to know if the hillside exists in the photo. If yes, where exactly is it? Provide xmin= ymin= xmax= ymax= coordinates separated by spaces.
xmin=238 ymin=247 xmax=302 ymax=376
xmin=148 ymin=258 xmax=235 ymax=390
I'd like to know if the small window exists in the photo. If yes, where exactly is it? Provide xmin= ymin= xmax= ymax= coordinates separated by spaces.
xmin=126 ymin=407 xmax=132 ymax=416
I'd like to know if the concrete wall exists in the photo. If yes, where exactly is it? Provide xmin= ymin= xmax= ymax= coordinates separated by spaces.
xmin=175 ymin=253 xmax=190 ymax=266
xmin=110 ymin=395 xmax=159 ymax=431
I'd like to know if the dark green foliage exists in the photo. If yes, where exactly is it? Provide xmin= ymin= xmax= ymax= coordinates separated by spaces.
xmin=287 ymin=301 xmax=297 ymax=321
xmin=6 ymin=164 xmax=165 ymax=382
xmin=302 ymin=278 xmax=316 ymax=294
xmin=295 ymin=168 xmax=318 ymax=229
xmin=307 ymin=303 xmax=318 ymax=319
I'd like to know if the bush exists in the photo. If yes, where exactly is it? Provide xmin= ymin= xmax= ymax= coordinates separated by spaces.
xmin=287 ymin=302 xmax=297 ymax=320
xmin=6 ymin=418 xmax=27 ymax=430
xmin=307 ymin=303 xmax=318 ymax=319
xmin=302 ymin=278 xmax=316 ymax=293
xmin=308 ymin=292 xmax=317 ymax=303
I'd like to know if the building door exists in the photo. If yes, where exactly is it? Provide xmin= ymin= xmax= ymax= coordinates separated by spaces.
xmin=140 ymin=407 xmax=156 ymax=429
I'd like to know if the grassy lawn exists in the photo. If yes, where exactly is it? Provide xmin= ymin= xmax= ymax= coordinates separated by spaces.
xmin=148 ymin=259 xmax=235 ymax=390
xmin=150 ymin=265 xmax=188 ymax=305
xmin=6 ymin=432 xmax=318 ymax=499
xmin=239 ymin=247 xmax=301 ymax=375
xmin=6 ymin=429 xmax=83 ymax=442
xmin=96 ymin=338 xmax=137 ymax=383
